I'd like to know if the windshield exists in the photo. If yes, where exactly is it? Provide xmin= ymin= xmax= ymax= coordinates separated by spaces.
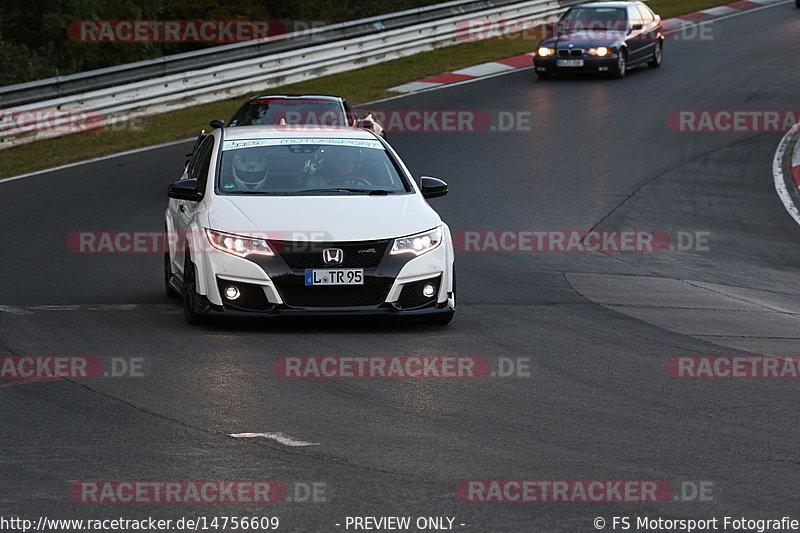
xmin=229 ymin=98 xmax=347 ymax=127
xmin=558 ymin=7 xmax=627 ymax=31
xmin=217 ymin=138 xmax=411 ymax=195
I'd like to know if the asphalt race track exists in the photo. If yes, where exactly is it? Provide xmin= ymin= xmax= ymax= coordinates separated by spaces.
xmin=2 ymin=4 xmax=800 ymax=531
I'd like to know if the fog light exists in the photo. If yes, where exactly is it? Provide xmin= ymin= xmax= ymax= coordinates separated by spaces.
xmin=225 ymin=286 xmax=240 ymax=300
xmin=423 ymin=284 xmax=436 ymax=298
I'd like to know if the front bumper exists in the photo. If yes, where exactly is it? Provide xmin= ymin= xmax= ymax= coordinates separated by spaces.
xmin=193 ymin=234 xmax=454 ymax=317
xmin=192 ymin=299 xmax=455 ymax=319
xmin=534 ymin=55 xmax=617 ymax=74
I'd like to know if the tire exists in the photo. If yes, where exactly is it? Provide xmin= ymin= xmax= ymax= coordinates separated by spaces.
xmin=648 ymin=42 xmax=663 ymax=68
xmin=611 ymin=49 xmax=627 ymax=79
xmin=164 ymin=228 xmax=179 ymax=298
xmin=536 ymin=70 xmax=551 ymax=80
xmin=182 ymin=253 xmax=206 ymax=325
xmin=164 ymin=250 xmax=178 ymax=297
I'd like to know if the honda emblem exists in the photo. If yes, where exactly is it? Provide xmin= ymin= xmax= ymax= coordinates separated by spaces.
xmin=323 ymin=248 xmax=344 ymax=265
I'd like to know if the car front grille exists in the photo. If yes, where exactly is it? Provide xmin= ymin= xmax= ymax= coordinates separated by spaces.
xmin=558 ymin=49 xmax=584 ymax=58
xmin=274 ymin=277 xmax=392 ymax=307
xmin=270 ymin=239 xmax=389 ymax=269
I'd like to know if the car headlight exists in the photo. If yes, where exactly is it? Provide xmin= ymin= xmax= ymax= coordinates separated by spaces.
xmin=206 ymin=229 xmax=274 ymax=257
xmin=588 ymin=47 xmax=610 ymax=56
xmin=390 ymin=227 xmax=442 ymax=257
xmin=537 ymin=47 xmax=555 ymax=57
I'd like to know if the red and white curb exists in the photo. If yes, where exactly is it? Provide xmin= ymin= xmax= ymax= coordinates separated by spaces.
xmin=389 ymin=0 xmax=789 ymax=94
xmin=793 ymin=138 xmax=800 ymax=189
xmin=773 ymin=123 xmax=800 ymax=227
xmin=389 ymin=54 xmax=534 ymax=93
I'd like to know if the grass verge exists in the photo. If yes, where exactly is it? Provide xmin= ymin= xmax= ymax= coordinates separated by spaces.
xmin=1 ymin=0 xmax=735 ymax=179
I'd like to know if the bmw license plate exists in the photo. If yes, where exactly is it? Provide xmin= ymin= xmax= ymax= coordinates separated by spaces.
xmin=557 ymin=59 xmax=584 ymax=67
xmin=305 ymin=269 xmax=364 ymax=286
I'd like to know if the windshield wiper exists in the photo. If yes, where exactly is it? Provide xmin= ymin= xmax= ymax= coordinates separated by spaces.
xmin=299 ymin=188 xmax=393 ymax=195
xmin=226 ymin=191 xmax=287 ymax=195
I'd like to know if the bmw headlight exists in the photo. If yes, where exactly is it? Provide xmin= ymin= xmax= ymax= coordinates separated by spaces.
xmin=206 ymin=229 xmax=274 ymax=257
xmin=537 ymin=47 xmax=555 ymax=57
xmin=391 ymin=227 xmax=442 ymax=257
xmin=588 ymin=47 xmax=610 ymax=56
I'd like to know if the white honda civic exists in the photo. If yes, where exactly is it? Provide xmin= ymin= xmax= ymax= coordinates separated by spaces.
xmin=164 ymin=125 xmax=455 ymax=325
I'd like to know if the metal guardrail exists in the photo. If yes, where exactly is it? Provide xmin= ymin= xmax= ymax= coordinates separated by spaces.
xmin=0 ymin=0 xmax=577 ymax=149
xmin=0 ymin=0 xmax=526 ymax=108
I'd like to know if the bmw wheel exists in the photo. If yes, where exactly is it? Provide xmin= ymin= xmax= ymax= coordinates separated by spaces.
xmin=648 ymin=42 xmax=663 ymax=68
xmin=611 ymin=49 xmax=627 ymax=79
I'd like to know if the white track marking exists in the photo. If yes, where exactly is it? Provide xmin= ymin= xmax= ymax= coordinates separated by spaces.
xmin=793 ymin=139 xmax=800 ymax=168
xmin=0 ymin=304 xmax=177 ymax=314
xmin=664 ymin=18 xmax=695 ymax=29
xmin=229 ymin=432 xmax=320 ymax=447
xmin=453 ymin=62 xmax=515 ymax=77
xmin=26 ymin=304 xmax=140 ymax=311
xmin=0 ymin=138 xmax=192 ymax=185
xmin=699 ymin=6 xmax=740 ymax=16
xmin=772 ymin=122 xmax=800 ymax=227
xmin=387 ymin=81 xmax=443 ymax=93
xmin=0 ymin=305 xmax=34 ymax=315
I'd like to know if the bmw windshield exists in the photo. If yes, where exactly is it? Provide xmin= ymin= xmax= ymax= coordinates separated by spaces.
xmin=557 ymin=7 xmax=627 ymax=31
xmin=217 ymin=138 xmax=411 ymax=195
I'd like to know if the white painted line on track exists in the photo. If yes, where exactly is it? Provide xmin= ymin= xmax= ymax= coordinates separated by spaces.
xmin=699 ymin=6 xmax=741 ymax=16
xmin=0 ymin=137 xmax=192 ymax=185
xmin=664 ymin=18 xmax=696 ymax=29
xmin=387 ymin=81 xmax=443 ymax=93
xmin=26 ymin=304 xmax=140 ymax=311
xmin=370 ymin=65 xmax=536 ymax=104
xmin=452 ymin=62 xmax=515 ymax=77
xmin=229 ymin=432 xmax=320 ymax=447
xmin=772 ymin=122 xmax=800 ymax=227
xmin=0 ymin=305 xmax=33 ymax=315
xmin=0 ymin=304 xmax=177 ymax=314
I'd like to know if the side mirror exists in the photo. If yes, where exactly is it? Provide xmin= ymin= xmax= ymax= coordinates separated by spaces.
xmin=630 ymin=23 xmax=643 ymax=31
xmin=357 ymin=118 xmax=374 ymax=130
xmin=420 ymin=176 xmax=448 ymax=199
xmin=209 ymin=119 xmax=225 ymax=129
xmin=167 ymin=178 xmax=202 ymax=201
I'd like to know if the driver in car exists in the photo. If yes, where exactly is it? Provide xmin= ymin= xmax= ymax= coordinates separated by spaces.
xmin=300 ymin=146 xmax=371 ymax=189
xmin=230 ymin=150 xmax=269 ymax=191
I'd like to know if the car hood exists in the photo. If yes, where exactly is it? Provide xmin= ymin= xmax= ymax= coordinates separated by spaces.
xmin=542 ymin=29 xmax=625 ymax=47
xmin=206 ymin=194 xmax=441 ymax=242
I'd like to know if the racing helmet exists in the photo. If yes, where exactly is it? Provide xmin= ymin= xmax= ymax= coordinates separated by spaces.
xmin=232 ymin=151 xmax=268 ymax=190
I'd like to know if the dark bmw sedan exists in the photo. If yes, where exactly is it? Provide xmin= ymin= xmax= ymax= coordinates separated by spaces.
xmin=533 ymin=1 xmax=664 ymax=79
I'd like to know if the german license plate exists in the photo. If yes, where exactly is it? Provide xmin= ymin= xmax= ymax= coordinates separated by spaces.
xmin=305 ymin=269 xmax=364 ymax=286
xmin=557 ymin=59 xmax=584 ymax=67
